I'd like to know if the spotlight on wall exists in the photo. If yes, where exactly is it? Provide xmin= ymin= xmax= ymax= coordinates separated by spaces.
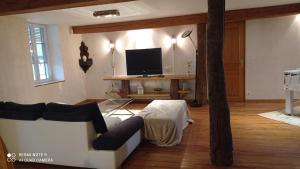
xmin=171 ymin=36 xmax=177 ymax=50
xmin=295 ymin=14 xmax=300 ymax=22
xmin=171 ymin=37 xmax=177 ymax=45
xmin=93 ymin=9 xmax=120 ymax=18
xmin=109 ymin=41 xmax=116 ymax=77
xmin=171 ymin=36 xmax=177 ymax=74
xmin=109 ymin=42 xmax=115 ymax=54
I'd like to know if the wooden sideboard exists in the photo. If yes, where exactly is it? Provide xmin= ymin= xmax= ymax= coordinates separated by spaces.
xmin=104 ymin=75 xmax=195 ymax=99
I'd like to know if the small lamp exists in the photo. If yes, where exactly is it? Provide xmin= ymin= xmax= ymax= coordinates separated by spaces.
xmin=181 ymin=30 xmax=196 ymax=49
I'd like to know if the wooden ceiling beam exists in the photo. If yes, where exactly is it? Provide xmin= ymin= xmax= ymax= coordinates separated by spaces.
xmin=72 ymin=14 xmax=207 ymax=34
xmin=225 ymin=2 xmax=300 ymax=22
xmin=0 ymin=0 xmax=135 ymax=16
xmin=72 ymin=3 xmax=300 ymax=34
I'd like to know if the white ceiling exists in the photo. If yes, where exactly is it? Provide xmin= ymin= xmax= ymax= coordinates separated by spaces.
xmin=17 ymin=0 xmax=300 ymax=26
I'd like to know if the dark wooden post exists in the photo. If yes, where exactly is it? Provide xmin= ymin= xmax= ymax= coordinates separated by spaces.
xmin=207 ymin=0 xmax=233 ymax=166
xmin=170 ymin=79 xmax=179 ymax=99
xmin=121 ymin=80 xmax=130 ymax=98
xmin=196 ymin=23 xmax=208 ymax=105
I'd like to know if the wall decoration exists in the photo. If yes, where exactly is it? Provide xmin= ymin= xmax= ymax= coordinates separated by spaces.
xmin=79 ymin=41 xmax=93 ymax=73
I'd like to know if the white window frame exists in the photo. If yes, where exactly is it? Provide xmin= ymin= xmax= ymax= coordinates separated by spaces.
xmin=28 ymin=23 xmax=52 ymax=84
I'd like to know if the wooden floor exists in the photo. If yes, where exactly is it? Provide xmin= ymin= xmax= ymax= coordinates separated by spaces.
xmin=14 ymin=102 xmax=300 ymax=169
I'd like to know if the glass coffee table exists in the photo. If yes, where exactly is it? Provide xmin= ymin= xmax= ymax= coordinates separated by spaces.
xmin=98 ymin=98 xmax=135 ymax=117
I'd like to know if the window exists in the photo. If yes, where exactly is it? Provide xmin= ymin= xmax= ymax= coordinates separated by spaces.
xmin=28 ymin=24 xmax=51 ymax=83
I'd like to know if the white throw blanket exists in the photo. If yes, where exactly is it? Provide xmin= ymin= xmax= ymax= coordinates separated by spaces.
xmin=138 ymin=100 xmax=192 ymax=146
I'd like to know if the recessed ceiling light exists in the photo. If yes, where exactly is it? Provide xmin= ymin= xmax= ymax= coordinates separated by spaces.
xmin=93 ymin=9 xmax=120 ymax=18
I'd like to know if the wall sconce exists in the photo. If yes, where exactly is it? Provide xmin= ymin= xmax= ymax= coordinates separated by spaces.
xmin=109 ymin=41 xmax=116 ymax=77
xmin=109 ymin=42 xmax=115 ymax=54
xmin=171 ymin=36 xmax=177 ymax=50
xmin=171 ymin=36 xmax=177 ymax=74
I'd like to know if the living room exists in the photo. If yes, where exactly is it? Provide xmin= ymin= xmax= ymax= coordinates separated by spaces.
xmin=1 ymin=0 xmax=300 ymax=169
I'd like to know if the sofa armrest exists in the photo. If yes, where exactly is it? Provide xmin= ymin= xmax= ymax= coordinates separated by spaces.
xmin=93 ymin=116 xmax=144 ymax=150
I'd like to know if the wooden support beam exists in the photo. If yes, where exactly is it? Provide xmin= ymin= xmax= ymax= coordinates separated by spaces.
xmin=72 ymin=14 xmax=207 ymax=34
xmin=225 ymin=3 xmax=300 ymax=22
xmin=0 ymin=0 xmax=135 ymax=16
xmin=72 ymin=3 xmax=300 ymax=34
xmin=195 ymin=23 xmax=207 ymax=105
xmin=207 ymin=0 xmax=233 ymax=166
xmin=121 ymin=80 xmax=130 ymax=98
xmin=170 ymin=79 xmax=180 ymax=100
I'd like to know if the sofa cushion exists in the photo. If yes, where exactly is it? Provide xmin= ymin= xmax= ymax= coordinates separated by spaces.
xmin=0 ymin=110 xmax=12 ymax=119
xmin=104 ymin=116 xmax=122 ymax=130
xmin=93 ymin=116 xmax=144 ymax=150
xmin=5 ymin=102 xmax=46 ymax=115
xmin=0 ymin=102 xmax=4 ymax=110
xmin=0 ymin=102 xmax=46 ymax=120
xmin=45 ymin=102 xmax=108 ymax=134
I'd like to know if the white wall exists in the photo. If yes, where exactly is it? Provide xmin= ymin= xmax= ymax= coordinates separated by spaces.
xmin=82 ymin=25 xmax=197 ymax=99
xmin=47 ymin=25 xmax=65 ymax=81
xmin=2 ymin=15 xmax=299 ymax=102
xmin=83 ymin=15 xmax=300 ymax=100
xmin=246 ymin=15 xmax=300 ymax=99
xmin=0 ymin=16 xmax=86 ymax=104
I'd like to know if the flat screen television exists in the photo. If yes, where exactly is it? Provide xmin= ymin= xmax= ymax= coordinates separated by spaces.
xmin=126 ymin=48 xmax=163 ymax=76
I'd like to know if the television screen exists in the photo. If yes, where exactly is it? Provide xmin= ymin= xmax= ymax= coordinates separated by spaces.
xmin=126 ymin=48 xmax=162 ymax=75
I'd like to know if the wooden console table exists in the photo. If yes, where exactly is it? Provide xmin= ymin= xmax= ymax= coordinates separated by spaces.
xmin=104 ymin=75 xmax=195 ymax=99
